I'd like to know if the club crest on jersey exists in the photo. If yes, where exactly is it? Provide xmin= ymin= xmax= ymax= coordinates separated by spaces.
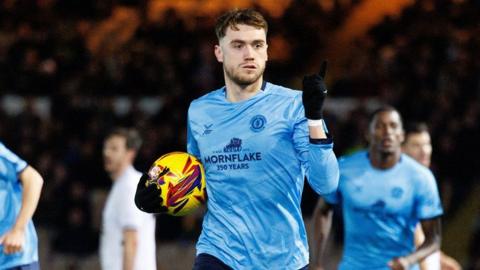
xmin=391 ymin=187 xmax=404 ymax=199
xmin=250 ymin=115 xmax=266 ymax=132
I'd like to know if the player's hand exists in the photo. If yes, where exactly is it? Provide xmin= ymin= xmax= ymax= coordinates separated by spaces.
xmin=388 ymin=257 xmax=411 ymax=270
xmin=134 ymin=173 xmax=167 ymax=213
xmin=302 ymin=60 xmax=328 ymax=120
xmin=0 ymin=227 xmax=25 ymax=254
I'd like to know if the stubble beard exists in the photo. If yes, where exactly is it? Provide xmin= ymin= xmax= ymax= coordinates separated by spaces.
xmin=224 ymin=64 xmax=265 ymax=87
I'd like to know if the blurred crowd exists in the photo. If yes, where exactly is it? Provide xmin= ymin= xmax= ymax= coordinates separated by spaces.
xmin=1 ymin=0 xmax=480 ymax=269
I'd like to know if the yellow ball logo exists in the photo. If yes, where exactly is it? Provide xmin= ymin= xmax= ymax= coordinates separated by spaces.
xmin=146 ymin=152 xmax=206 ymax=216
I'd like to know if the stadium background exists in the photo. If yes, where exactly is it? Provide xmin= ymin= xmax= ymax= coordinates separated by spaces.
xmin=1 ymin=0 xmax=479 ymax=269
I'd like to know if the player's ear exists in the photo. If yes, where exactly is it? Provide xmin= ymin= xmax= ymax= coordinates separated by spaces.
xmin=365 ymin=133 xmax=371 ymax=144
xmin=214 ymin=44 xmax=223 ymax=63
xmin=265 ymin=43 xmax=269 ymax=61
xmin=127 ymin=149 xmax=137 ymax=162
xmin=365 ymin=124 xmax=374 ymax=144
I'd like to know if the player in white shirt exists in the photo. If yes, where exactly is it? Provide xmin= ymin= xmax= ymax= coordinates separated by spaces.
xmin=402 ymin=122 xmax=461 ymax=270
xmin=100 ymin=128 xmax=156 ymax=270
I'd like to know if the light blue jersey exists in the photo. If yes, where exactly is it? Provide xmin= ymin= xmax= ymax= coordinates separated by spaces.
xmin=0 ymin=142 xmax=38 ymax=268
xmin=187 ymin=82 xmax=339 ymax=269
xmin=325 ymin=150 xmax=443 ymax=270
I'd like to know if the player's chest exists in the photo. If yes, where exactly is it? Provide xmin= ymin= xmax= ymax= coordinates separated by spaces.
xmin=102 ymin=186 xmax=125 ymax=222
xmin=341 ymin=171 xmax=416 ymax=214
xmin=193 ymin=104 xmax=293 ymax=153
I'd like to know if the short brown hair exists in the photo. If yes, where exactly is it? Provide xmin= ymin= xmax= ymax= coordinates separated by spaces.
xmin=106 ymin=127 xmax=142 ymax=151
xmin=215 ymin=8 xmax=268 ymax=40
xmin=404 ymin=122 xmax=429 ymax=143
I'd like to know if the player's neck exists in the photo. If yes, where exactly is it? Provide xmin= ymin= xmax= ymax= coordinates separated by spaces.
xmin=110 ymin=163 xmax=131 ymax=181
xmin=369 ymin=150 xmax=401 ymax=170
xmin=225 ymin=78 xmax=263 ymax=102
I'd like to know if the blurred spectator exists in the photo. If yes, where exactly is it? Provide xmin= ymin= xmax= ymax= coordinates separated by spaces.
xmin=1 ymin=0 xmax=480 ymax=268
xmin=100 ymin=128 xmax=156 ymax=270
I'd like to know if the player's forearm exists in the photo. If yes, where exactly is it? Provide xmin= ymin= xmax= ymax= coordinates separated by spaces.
xmin=414 ymin=226 xmax=429 ymax=270
xmin=123 ymin=230 xmax=138 ymax=270
xmin=15 ymin=166 xmax=43 ymax=230
xmin=311 ymin=200 xmax=333 ymax=268
xmin=440 ymin=252 xmax=462 ymax=270
xmin=403 ymin=218 xmax=442 ymax=266
xmin=307 ymin=145 xmax=339 ymax=195
xmin=123 ymin=250 xmax=136 ymax=270
xmin=404 ymin=233 xmax=441 ymax=266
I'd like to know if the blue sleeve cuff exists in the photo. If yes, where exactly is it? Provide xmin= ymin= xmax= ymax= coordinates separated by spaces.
xmin=309 ymin=135 xmax=333 ymax=144
xmin=419 ymin=214 xmax=443 ymax=221
xmin=17 ymin=163 xmax=29 ymax=175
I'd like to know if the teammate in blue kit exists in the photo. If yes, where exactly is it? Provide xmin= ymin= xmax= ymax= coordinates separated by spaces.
xmin=311 ymin=107 xmax=443 ymax=270
xmin=135 ymin=8 xmax=339 ymax=270
xmin=0 ymin=142 xmax=44 ymax=270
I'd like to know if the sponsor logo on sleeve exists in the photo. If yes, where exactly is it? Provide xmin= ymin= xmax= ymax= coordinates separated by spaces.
xmin=202 ymin=124 xmax=213 ymax=135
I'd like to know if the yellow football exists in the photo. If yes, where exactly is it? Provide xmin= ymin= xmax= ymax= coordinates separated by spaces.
xmin=146 ymin=152 xmax=207 ymax=216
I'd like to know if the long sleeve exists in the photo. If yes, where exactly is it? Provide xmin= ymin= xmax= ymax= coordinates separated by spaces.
xmin=187 ymin=108 xmax=201 ymax=159
xmin=307 ymin=139 xmax=339 ymax=195
xmin=291 ymin=95 xmax=339 ymax=195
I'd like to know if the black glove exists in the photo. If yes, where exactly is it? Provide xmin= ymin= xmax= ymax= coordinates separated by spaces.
xmin=302 ymin=60 xmax=328 ymax=120
xmin=134 ymin=173 xmax=168 ymax=214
